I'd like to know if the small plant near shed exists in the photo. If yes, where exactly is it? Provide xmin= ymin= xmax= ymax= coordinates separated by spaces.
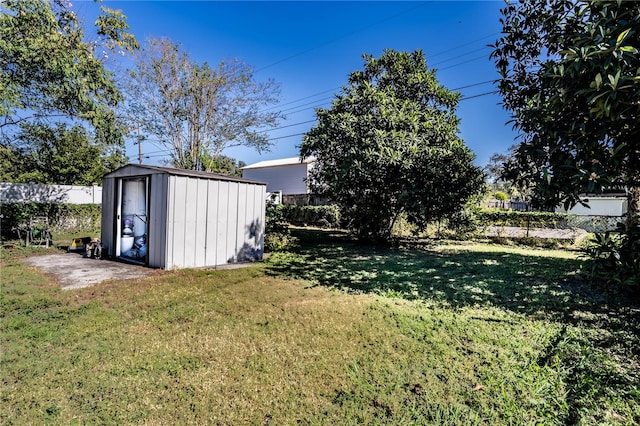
xmin=265 ymin=204 xmax=296 ymax=252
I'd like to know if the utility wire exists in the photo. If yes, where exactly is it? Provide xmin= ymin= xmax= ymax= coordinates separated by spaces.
xmin=133 ymin=85 xmax=499 ymax=160
xmin=255 ymin=2 xmax=429 ymax=73
xmin=259 ymin=31 xmax=499 ymax=114
xmin=438 ymin=54 xmax=490 ymax=71
xmin=275 ymin=80 xmax=496 ymax=118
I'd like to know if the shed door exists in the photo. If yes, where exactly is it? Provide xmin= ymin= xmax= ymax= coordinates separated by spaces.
xmin=116 ymin=177 xmax=149 ymax=265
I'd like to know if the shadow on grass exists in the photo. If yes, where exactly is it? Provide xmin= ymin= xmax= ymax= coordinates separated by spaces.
xmin=265 ymin=228 xmax=640 ymax=423
xmin=266 ymin=228 xmax=639 ymax=324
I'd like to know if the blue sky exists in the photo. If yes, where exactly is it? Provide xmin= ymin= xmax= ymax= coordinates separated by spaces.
xmin=82 ymin=1 xmax=517 ymax=168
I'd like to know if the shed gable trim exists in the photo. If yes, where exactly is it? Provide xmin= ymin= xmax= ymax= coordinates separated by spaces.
xmin=104 ymin=164 xmax=266 ymax=185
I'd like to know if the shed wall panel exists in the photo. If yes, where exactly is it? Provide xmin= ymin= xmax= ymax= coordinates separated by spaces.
xmin=148 ymin=174 xmax=168 ymax=268
xmin=178 ymin=177 xmax=196 ymax=268
xmin=225 ymin=182 xmax=239 ymax=263
xmin=205 ymin=180 xmax=219 ymax=266
xmin=101 ymin=177 xmax=116 ymax=257
xmin=194 ymin=178 xmax=209 ymax=267
xmin=167 ymin=175 xmax=187 ymax=269
xmin=255 ymin=185 xmax=266 ymax=253
xmin=247 ymin=184 xmax=261 ymax=260
xmin=241 ymin=184 xmax=255 ymax=261
xmin=215 ymin=182 xmax=230 ymax=265
xmin=236 ymin=184 xmax=248 ymax=261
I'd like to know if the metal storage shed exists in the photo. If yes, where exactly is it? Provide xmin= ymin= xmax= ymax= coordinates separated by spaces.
xmin=101 ymin=164 xmax=266 ymax=269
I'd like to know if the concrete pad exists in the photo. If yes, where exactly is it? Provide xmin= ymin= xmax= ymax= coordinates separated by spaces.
xmin=21 ymin=253 xmax=152 ymax=290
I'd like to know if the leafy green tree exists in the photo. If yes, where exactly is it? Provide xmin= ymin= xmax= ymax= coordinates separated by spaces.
xmin=201 ymin=155 xmax=246 ymax=177
xmin=1 ymin=123 xmax=127 ymax=185
xmin=491 ymin=0 xmax=639 ymax=226
xmin=492 ymin=0 xmax=640 ymax=287
xmin=300 ymin=50 xmax=485 ymax=242
xmin=485 ymin=149 xmax=532 ymax=202
xmin=0 ymin=0 xmax=138 ymax=146
xmin=126 ymin=37 xmax=282 ymax=172
xmin=0 ymin=0 xmax=137 ymax=185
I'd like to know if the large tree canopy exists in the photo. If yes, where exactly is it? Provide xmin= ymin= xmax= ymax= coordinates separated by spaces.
xmin=300 ymin=49 xmax=484 ymax=242
xmin=126 ymin=37 xmax=283 ymax=172
xmin=0 ymin=0 xmax=138 ymax=146
xmin=1 ymin=0 xmax=137 ymax=185
xmin=491 ymin=0 xmax=640 ymax=223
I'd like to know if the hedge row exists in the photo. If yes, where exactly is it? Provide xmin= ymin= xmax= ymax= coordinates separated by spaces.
xmin=277 ymin=204 xmax=341 ymax=229
xmin=273 ymin=206 xmax=570 ymax=230
xmin=0 ymin=202 xmax=101 ymax=238
xmin=475 ymin=210 xmax=570 ymax=229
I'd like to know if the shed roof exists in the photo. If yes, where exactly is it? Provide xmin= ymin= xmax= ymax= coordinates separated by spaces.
xmin=104 ymin=164 xmax=266 ymax=185
xmin=241 ymin=156 xmax=315 ymax=170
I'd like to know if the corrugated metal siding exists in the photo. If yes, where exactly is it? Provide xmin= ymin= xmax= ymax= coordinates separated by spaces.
xmin=204 ymin=180 xmax=219 ymax=266
xmin=236 ymin=183 xmax=247 ymax=261
xmin=103 ymin=166 xmax=265 ymax=270
xmin=237 ymin=183 xmax=266 ymax=261
xmin=101 ymin=177 xmax=116 ymax=257
xmin=148 ymin=173 xmax=168 ymax=268
xmin=194 ymin=178 xmax=208 ymax=267
xmin=214 ymin=181 xmax=230 ymax=265
xmin=224 ymin=182 xmax=239 ymax=263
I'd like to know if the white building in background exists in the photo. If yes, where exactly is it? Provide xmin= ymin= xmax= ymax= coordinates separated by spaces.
xmin=555 ymin=195 xmax=628 ymax=217
xmin=240 ymin=157 xmax=315 ymax=196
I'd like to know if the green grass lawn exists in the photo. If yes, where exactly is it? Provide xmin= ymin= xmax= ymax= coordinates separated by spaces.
xmin=1 ymin=228 xmax=639 ymax=425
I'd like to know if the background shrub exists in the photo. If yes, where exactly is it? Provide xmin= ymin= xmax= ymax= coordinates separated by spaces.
xmin=280 ymin=205 xmax=341 ymax=229
xmin=476 ymin=210 xmax=569 ymax=229
xmin=582 ymin=223 xmax=640 ymax=290
xmin=265 ymin=204 xmax=294 ymax=252
xmin=1 ymin=202 xmax=101 ymax=240
xmin=494 ymin=191 xmax=508 ymax=201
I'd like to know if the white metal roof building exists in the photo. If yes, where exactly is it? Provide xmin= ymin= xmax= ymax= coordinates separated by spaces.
xmin=101 ymin=164 xmax=266 ymax=270
xmin=240 ymin=157 xmax=315 ymax=196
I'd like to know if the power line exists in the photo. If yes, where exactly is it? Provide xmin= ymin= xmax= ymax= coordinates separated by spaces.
xmin=133 ymin=85 xmax=500 ymax=161
xmin=259 ymin=31 xmax=499 ymax=114
xmin=261 ymin=87 xmax=340 ymax=112
xmin=275 ymin=80 xmax=496 ymax=118
xmin=427 ymin=32 xmax=500 ymax=59
xmin=430 ymin=46 xmax=492 ymax=67
xmin=255 ymin=2 xmax=429 ymax=73
xmin=460 ymin=90 xmax=499 ymax=101
xmin=438 ymin=54 xmax=490 ymax=72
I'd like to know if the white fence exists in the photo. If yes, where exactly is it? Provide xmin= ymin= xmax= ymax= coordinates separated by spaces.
xmin=0 ymin=183 xmax=102 ymax=204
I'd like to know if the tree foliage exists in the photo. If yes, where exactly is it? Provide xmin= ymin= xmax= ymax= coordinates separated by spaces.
xmin=0 ymin=0 xmax=137 ymax=185
xmin=0 ymin=123 xmax=127 ymax=185
xmin=300 ymin=50 xmax=484 ymax=242
xmin=492 ymin=0 xmax=640 ymax=289
xmin=201 ymin=155 xmax=246 ymax=177
xmin=0 ymin=0 xmax=138 ymax=146
xmin=491 ymin=0 xmax=640 ymax=221
xmin=126 ymin=37 xmax=283 ymax=172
